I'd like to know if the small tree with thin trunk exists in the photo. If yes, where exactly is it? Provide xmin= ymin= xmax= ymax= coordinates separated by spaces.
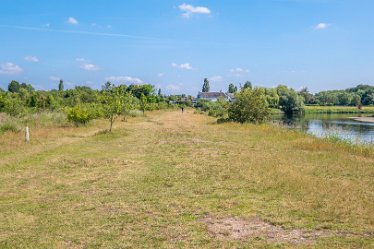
xmin=140 ymin=93 xmax=147 ymax=115
xmin=101 ymin=83 xmax=126 ymax=132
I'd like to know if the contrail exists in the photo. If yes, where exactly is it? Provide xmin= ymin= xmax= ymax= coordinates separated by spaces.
xmin=0 ymin=24 xmax=155 ymax=40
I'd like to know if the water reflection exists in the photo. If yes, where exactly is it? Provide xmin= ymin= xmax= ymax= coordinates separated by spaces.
xmin=271 ymin=114 xmax=374 ymax=144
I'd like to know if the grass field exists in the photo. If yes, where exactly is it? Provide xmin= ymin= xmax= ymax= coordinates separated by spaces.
xmin=305 ymin=105 xmax=374 ymax=114
xmin=0 ymin=110 xmax=374 ymax=248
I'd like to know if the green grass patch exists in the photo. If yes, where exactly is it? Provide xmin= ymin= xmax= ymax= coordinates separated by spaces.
xmin=305 ymin=105 xmax=374 ymax=114
xmin=0 ymin=110 xmax=373 ymax=248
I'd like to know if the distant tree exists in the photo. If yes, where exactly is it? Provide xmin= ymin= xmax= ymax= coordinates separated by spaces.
xmin=140 ymin=93 xmax=148 ymax=115
xmin=128 ymin=84 xmax=155 ymax=98
xmin=277 ymin=85 xmax=304 ymax=114
xmin=265 ymin=88 xmax=280 ymax=108
xmin=338 ymin=92 xmax=353 ymax=106
xmin=351 ymin=94 xmax=362 ymax=106
xmin=243 ymin=81 xmax=252 ymax=90
xmin=101 ymin=83 xmax=127 ymax=132
xmin=19 ymin=83 xmax=34 ymax=92
xmin=8 ymin=80 xmax=20 ymax=93
xmin=58 ymin=80 xmax=64 ymax=91
xmin=298 ymin=87 xmax=315 ymax=105
xmin=228 ymin=83 xmax=238 ymax=93
xmin=103 ymin=81 xmax=112 ymax=91
xmin=202 ymin=78 xmax=210 ymax=92
xmin=158 ymin=88 xmax=162 ymax=96
xmin=228 ymin=88 xmax=270 ymax=123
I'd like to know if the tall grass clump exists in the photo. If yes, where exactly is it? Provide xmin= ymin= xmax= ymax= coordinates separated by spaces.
xmin=305 ymin=105 xmax=374 ymax=114
xmin=0 ymin=121 xmax=20 ymax=134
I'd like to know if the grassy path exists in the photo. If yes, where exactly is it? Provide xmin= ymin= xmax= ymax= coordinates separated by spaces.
xmin=1 ymin=110 xmax=373 ymax=248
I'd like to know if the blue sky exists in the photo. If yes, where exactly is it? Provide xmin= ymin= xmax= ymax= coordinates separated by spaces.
xmin=0 ymin=0 xmax=373 ymax=94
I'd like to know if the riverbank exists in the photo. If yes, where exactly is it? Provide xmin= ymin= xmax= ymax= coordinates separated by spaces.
xmin=1 ymin=110 xmax=373 ymax=248
xmin=305 ymin=105 xmax=374 ymax=114
xmin=350 ymin=116 xmax=374 ymax=123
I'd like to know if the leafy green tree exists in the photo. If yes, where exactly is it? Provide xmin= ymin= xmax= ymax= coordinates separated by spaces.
xmin=202 ymin=78 xmax=210 ymax=92
xmin=228 ymin=88 xmax=270 ymax=123
xmin=298 ymin=87 xmax=316 ymax=105
xmin=3 ymin=95 xmax=26 ymax=117
xmin=277 ymin=85 xmax=304 ymax=114
xmin=140 ymin=93 xmax=147 ymax=115
xmin=58 ymin=80 xmax=64 ymax=91
xmin=351 ymin=94 xmax=362 ymax=106
xmin=127 ymin=84 xmax=154 ymax=99
xmin=8 ymin=80 xmax=20 ymax=93
xmin=158 ymin=88 xmax=162 ymax=96
xmin=338 ymin=92 xmax=352 ymax=106
xmin=243 ymin=81 xmax=252 ymax=90
xmin=101 ymin=84 xmax=127 ymax=132
xmin=265 ymin=88 xmax=280 ymax=108
xmin=228 ymin=83 xmax=238 ymax=93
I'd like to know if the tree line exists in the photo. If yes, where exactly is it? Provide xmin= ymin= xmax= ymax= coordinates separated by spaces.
xmin=0 ymin=80 xmax=190 ymax=131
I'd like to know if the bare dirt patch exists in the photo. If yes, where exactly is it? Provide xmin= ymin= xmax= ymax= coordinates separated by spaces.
xmin=202 ymin=216 xmax=332 ymax=244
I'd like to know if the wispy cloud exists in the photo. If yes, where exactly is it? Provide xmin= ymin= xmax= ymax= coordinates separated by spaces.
xmin=209 ymin=75 xmax=223 ymax=82
xmin=166 ymin=84 xmax=181 ymax=92
xmin=105 ymin=76 xmax=143 ymax=84
xmin=157 ymin=73 xmax=165 ymax=77
xmin=179 ymin=3 xmax=211 ymax=18
xmin=172 ymin=63 xmax=193 ymax=70
xmin=49 ymin=76 xmax=60 ymax=81
xmin=0 ymin=25 xmax=154 ymax=40
xmin=81 ymin=63 xmax=99 ymax=71
xmin=67 ymin=17 xmax=79 ymax=25
xmin=230 ymin=67 xmax=249 ymax=76
xmin=315 ymin=23 xmax=329 ymax=30
xmin=75 ymin=58 xmax=86 ymax=62
xmin=0 ymin=62 xmax=23 ymax=74
xmin=24 ymin=56 xmax=39 ymax=62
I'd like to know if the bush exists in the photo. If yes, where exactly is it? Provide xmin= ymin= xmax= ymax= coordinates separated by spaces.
xmin=228 ymin=88 xmax=270 ymax=123
xmin=65 ymin=105 xmax=93 ymax=126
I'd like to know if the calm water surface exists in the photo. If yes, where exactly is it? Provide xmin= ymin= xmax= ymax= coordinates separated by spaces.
xmin=271 ymin=114 xmax=374 ymax=144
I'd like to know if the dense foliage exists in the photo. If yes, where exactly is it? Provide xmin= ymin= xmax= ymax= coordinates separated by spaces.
xmin=0 ymin=80 xmax=191 ymax=130
xmin=228 ymin=88 xmax=270 ymax=123
xmin=299 ymin=85 xmax=374 ymax=106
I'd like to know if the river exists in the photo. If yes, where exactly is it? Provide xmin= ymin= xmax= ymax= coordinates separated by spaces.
xmin=271 ymin=113 xmax=374 ymax=144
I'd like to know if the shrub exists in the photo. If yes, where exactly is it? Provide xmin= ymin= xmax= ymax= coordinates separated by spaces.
xmin=228 ymin=88 xmax=270 ymax=123
xmin=65 ymin=105 xmax=93 ymax=126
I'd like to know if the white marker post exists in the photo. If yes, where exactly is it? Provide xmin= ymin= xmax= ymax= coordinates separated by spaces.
xmin=25 ymin=126 xmax=30 ymax=143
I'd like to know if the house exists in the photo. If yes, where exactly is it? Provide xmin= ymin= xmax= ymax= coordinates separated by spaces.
xmin=197 ymin=92 xmax=229 ymax=102
xmin=197 ymin=92 xmax=236 ymax=102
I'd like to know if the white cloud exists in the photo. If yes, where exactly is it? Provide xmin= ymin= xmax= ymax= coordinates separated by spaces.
xmin=24 ymin=56 xmax=39 ymax=62
xmin=166 ymin=84 xmax=181 ymax=92
xmin=0 ymin=62 xmax=23 ymax=74
xmin=230 ymin=68 xmax=249 ymax=76
xmin=209 ymin=75 xmax=223 ymax=82
xmin=75 ymin=58 xmax=86 ymax=62
xmin=172 ymin=62 xmax=193 ymax=70
xmin=157 ymin=73 xmax=165 ymax=77
xmin=315 ymin=23 xmax=329 ymax=30
xmin=230 ymin=68 xmax=249 ymax=73
xmin=42 ymin=23 xmax=50 ymax=28
xmin=81 ymin=63 xmax=99 ymax=71
xmin=105 ymin=76 xmax=143 ymax=84
xmin=49 ymin=76 xmax=60 ymax=81
xmin=179 ymin=3 xmax=211 ymax=18
xmin=67 ymin=17 xmax=79 ymax=25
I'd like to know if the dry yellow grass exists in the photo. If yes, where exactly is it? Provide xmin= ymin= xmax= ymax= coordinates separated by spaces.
xmin=0 ymin=109 xmax=373 ymax=248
